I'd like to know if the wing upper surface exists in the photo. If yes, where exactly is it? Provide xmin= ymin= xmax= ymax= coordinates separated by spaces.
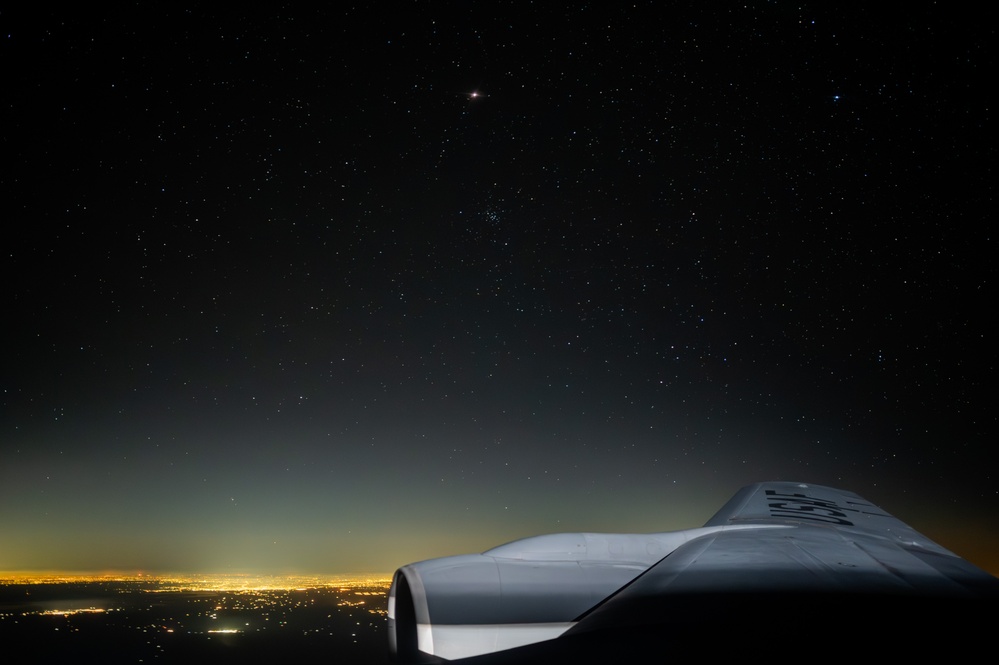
xmin=563 ymin=481 xmax=999 ymax=643
xmin=703 ymin=481 xmax=956 ymax=556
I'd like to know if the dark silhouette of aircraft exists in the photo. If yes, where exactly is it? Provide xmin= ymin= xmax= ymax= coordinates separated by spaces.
xmin=388 ymin=481 xmax=999 ymax=663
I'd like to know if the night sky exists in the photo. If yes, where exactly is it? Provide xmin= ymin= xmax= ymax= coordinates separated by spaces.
xmin=3 ymin=4 xmax=996 ymax=576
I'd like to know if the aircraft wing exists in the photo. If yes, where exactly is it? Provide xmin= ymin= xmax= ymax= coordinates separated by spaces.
xmin=388 ymin=482 xmax=999 ymax=663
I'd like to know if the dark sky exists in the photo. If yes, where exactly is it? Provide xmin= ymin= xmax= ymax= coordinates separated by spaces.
xmin=3 ymin=3 xmax=996 ymax=575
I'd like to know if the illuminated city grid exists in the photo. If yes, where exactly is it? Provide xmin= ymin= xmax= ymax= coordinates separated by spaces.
xmin=0 ymin=573 xmax=394 ymax=663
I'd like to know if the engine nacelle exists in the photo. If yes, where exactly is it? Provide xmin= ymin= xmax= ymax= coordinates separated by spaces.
xmin=388 ymin=529 xmax=719 ymax=661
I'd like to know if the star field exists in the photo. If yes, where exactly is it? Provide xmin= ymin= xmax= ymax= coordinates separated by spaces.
xmin=2 ymin=4 xmax=996 ymax=575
